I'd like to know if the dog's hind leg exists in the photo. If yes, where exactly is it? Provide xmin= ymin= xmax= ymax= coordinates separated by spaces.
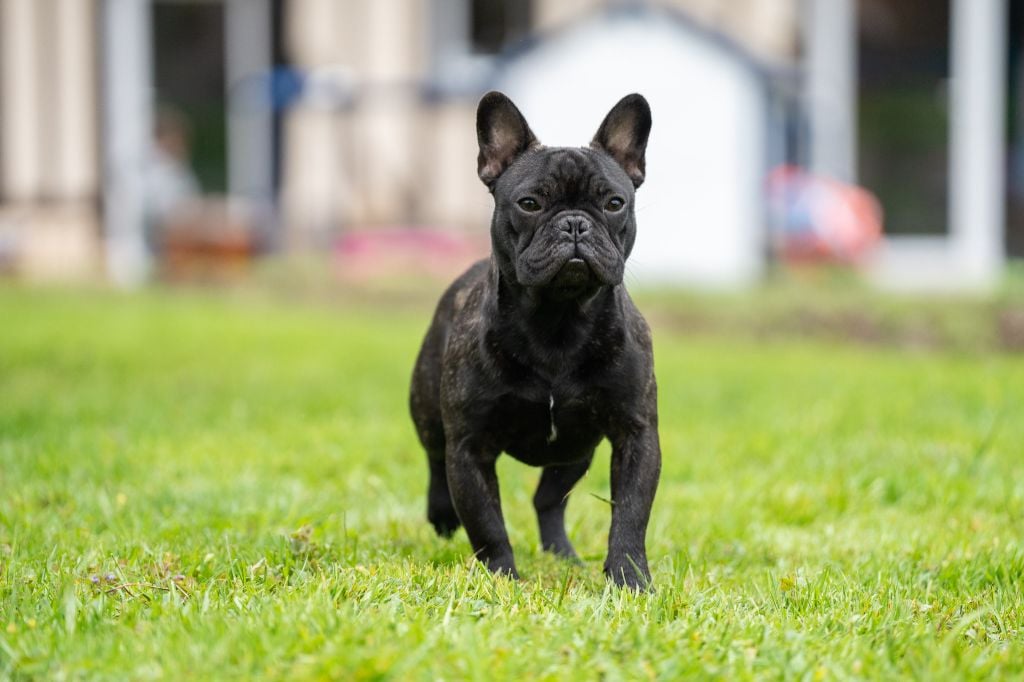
xmin=533 ymin=457 xmax=592 ymax=559
xmin=410 ymin=322 xmax=461 ymax=538
xmin=426 ymin=449 xmax=461 ymax=537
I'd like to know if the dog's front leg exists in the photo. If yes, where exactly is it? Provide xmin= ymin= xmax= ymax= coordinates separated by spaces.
xmin=445 ymin=445 xmax=518 ymax=578
xmin=605 ymin=422 xmax=661 ymax=590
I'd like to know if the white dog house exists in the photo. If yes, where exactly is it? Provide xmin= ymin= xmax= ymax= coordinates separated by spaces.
xmin=496 ymin=7 xmax=777 ymax=287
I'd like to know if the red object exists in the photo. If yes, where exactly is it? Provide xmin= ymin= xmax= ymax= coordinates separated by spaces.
xmin=767 ymin=165 xmax=884 ymax=264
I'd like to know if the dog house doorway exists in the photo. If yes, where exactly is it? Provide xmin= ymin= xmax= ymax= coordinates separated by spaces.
xmin=153 ymin=1 xmax=227 ymax=193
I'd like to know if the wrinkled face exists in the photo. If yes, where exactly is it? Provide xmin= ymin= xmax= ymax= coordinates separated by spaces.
xmin=492 ymin=147 xmax=636 ymax=299
xmin=475 ymin=91 xmax=651 ymax=301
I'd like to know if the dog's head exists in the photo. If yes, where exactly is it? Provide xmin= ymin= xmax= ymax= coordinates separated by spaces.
xmin=477 ymin=92 xmax=651 ymax=300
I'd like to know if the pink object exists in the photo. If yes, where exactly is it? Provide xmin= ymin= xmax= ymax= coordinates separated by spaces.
xmin=335 ymin=227 xmax=489 ymax=281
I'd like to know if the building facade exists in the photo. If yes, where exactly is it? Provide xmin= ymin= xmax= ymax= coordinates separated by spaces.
xmin=0 ymin=0 xmax=797 ymax=284
xmin=11 ymin=1 xmax=1017 ymax=290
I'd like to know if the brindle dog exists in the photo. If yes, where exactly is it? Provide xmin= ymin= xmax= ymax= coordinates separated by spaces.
xmin=410 ymin=92 xmax=660 ymax=589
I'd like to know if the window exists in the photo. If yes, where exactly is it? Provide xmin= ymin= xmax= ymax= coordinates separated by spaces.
xmin=1006 ymin=0 xmax=1024 ymax=256
xmin=470 ymin=0 xmax=531 ymax=55
xmin=857 ymin=0 xmax=950 ymax=236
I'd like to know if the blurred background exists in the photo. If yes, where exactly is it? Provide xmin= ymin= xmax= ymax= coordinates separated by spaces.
xmin=0 ymin=0 xmax=1020 ymax=292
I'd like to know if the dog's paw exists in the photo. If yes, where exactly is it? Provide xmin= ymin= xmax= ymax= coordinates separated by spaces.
xmin=484 ymin=555 xmax=520 ymax=579
xmin=604 ymin=555 xmax=652 ymax=591
xmin=542 ymin=539 xmax=582 ymax=563
xmin=427 ymin=506 xmax=462 ymax=538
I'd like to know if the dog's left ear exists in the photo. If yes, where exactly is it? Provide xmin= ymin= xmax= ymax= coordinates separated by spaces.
xmin=591 ymin=94 xmax=651 ymax=188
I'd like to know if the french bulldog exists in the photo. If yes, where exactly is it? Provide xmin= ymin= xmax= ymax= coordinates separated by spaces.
xmin=409 ymin=92 xmax=660 ymax=589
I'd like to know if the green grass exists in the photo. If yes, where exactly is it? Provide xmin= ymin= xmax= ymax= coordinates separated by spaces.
xmin=1 ymin=285 xmax=1023 ymax=679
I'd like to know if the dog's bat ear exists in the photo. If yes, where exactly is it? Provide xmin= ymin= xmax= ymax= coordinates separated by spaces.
xmin=477 ymin=91 xmax=539 ymax=190
xmin=591 ymin=94 xmax=651 ymax=188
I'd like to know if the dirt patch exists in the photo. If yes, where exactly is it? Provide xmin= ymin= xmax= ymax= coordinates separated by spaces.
xmin=648 ymin=302 xmax=1016 ymax=354
xmin=998 ymin=308 xmax=1024 ymax=351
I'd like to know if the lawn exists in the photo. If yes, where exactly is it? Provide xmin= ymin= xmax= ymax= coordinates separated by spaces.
xmin=1 ymin=284 xmax=1023 ymax=679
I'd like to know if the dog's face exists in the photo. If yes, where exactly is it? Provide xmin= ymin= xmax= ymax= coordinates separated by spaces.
xmin=476 ymin=92 xmax=651 ymax=300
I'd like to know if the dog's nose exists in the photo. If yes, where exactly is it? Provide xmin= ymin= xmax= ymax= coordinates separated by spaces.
xmin=559 ymin=216 xmax=591 ymax=239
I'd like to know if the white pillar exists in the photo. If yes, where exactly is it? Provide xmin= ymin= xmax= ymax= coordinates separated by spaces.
xmin=805 ymin=0 xmax=856 ymax=183
xmin=0 ymin=0 xmax=42 ymax=200
xmin=949 ymin=0 xmax=1006 ymax=288
xmin=102 ymin=0 xmax=153 ymax=286
xmin=226 ymin=0 xmax=274 ymax=204
xmin=54 ymin=0 xmax=99 ymax=199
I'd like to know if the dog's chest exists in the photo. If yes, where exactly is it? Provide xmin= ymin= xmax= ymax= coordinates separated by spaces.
xmin=489 ymin=387 xmax=602 ymax=466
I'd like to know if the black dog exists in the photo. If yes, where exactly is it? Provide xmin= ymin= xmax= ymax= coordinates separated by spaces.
xmin=410 ymin=92 xmax=660 ymax=589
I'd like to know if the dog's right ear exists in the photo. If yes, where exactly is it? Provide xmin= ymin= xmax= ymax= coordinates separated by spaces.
xmin=591 ymin=94 xmax=651 ymax=188
xmin=477 ymin=91 xmax=539 ymax=190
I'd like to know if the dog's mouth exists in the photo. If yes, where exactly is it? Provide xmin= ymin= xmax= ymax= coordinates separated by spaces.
xmin=547 ymin=258 xmax=596 ymax=297
xmin=555 ymin=258 xmax=590 ymax=283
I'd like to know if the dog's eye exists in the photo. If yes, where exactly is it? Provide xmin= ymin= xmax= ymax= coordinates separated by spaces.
xmin=605 ymin=197 xmax=625 ymax=212
xmin=517 ymin=197 xmax=542 ymax=212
